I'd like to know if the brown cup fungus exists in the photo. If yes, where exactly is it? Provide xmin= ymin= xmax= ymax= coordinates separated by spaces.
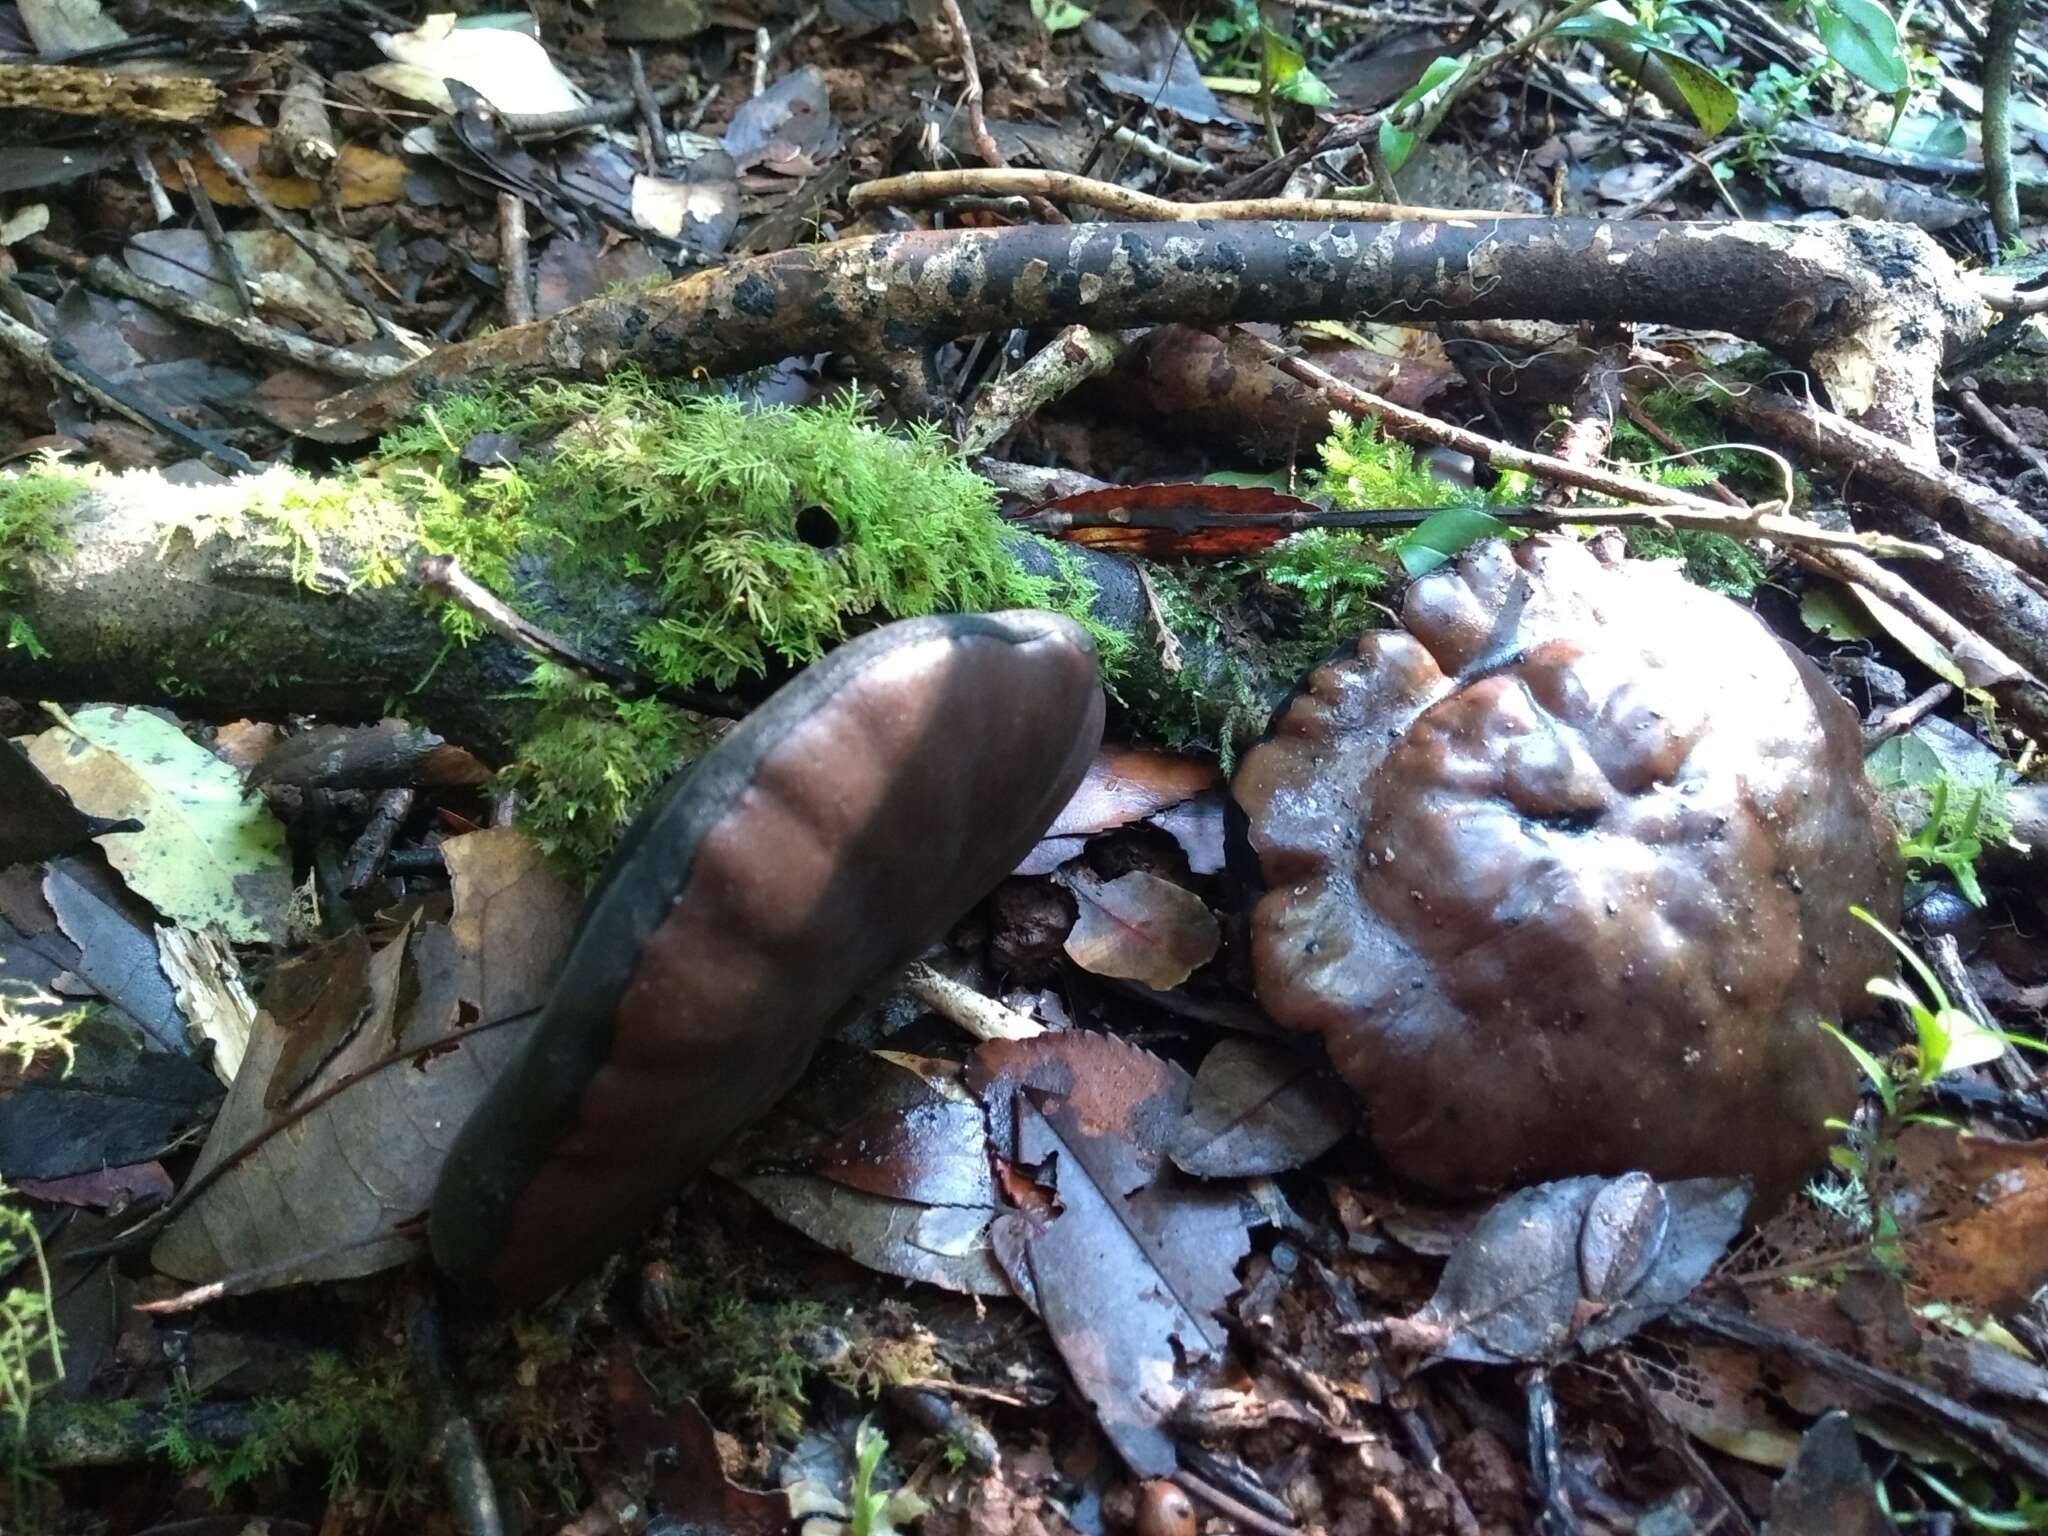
xmin=1233 ymin=536 xmax=1901 ymax=1205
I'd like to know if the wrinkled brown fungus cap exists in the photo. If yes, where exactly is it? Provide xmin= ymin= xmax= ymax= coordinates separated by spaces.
xmin=1233 ymin=537 xmax=1901 ymax=1206
xmin=431 ymin=611 xmax=1105 ymax=1304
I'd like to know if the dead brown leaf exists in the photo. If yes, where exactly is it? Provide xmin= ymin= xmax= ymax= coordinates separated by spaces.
xmin=1059 ymin=869 xmax=1219 ymax=990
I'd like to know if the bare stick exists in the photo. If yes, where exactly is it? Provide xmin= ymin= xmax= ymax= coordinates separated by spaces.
xmin=627 ymin=47 xmax=670 ymax=168
xmin=1674 ymin=1301 xmax=2048 ymax=1483
xmin=413 ymin=554 xmax=746 ymax=718
xmin=498 ymin=77 xmax=691 ymax=138
xmin=0 ymin=309 xmax=257 ymax=473
xmin=851 ymin=167 xmax=1530 ymax=223
xmin=1863 ymin=682 xmax=1954 ymax=748
xmin=170 ymin=151 xmax=254 ymax=316
xmin=496 ymin=194 xmax=532 ymax=328
xmin=933 ymin=0 xmax=1062 ymax=224
xmin=959 ymin=324 xmax=1125 ymax=454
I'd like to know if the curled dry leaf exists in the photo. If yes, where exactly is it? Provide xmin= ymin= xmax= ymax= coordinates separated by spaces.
xmin=1059 ymin=869 xmax=1219 ymax=990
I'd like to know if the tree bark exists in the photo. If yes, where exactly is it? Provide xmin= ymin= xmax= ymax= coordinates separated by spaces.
xmin=310 ymin=218 xmax=1982 ymax=457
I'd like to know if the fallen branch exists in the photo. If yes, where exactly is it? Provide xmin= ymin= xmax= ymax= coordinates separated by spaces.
xmin=1650 ymin=355 xmax=2048 ymax=581
xmin=1238 ymin=334 xmax=1935 ymax=559
xmin=848 ymin=168 xmax=1526 ymax=223
xmin=307 ymin=219 xmax=1983 ymax=455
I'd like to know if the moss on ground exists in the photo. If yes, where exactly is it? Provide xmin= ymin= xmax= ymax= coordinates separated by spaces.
xmin=0 ymin=464 xmax=84 ymax=659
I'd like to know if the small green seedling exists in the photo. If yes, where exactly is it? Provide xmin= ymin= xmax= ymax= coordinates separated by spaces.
xmin=1816 ymin=909 xmax=2046 ymax=1263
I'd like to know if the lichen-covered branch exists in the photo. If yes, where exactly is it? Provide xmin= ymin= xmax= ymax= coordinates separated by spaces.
xmin=313 ymin=218 xmax=1983 ymax=454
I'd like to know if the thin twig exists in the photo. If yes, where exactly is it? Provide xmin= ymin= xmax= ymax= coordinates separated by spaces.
xmin=627 ymin=47 xmax=671 ymax=168
xmin=0 ymin=310 xmax=258 ymax=472
xmin=1085 ymin=110 xmax=1210 ymax=177
xmin=959 ymin=324 xmax=1125 ymax=454
xmin=1673 ymin=1301 xmax=2048 ymax=1483
xmin=197 ymin=133 xmax=420 ymax=352
xmin=28 ymin=240 xmax=403 ymax=380
xmin=414 ymin=555 xmax=746 ymax=718
xmin=1241 ymin=332 xmax=1938 ymax=559
xmin=1863 ymin=682 xmax=1954 ymax=748
xmin=135 ymin=1221 xmax=425 ymax=1312
xmin=129 ymin=138 xmax=174 ymax=223
xmin=498 ymin=77 xmax=692 ymax=138
xmin=935 ymin=0 xmax=1063 ymax=224
xmin=851 ymin=167 xmax=1530 ymax=222
xmin=171 ymin=151 xmax=254 ymax=316
xmin=899 ymin=963 xmax=1044 ymax=1042
xmin=65 ymin=1007 xmax=542 ymax=1263
xmin=496 ymin=194 xmax=532 ymax=328
xmin=1950 ymin=377 xmax=2048 ymax=482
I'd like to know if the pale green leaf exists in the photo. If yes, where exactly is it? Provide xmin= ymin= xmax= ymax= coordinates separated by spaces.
xmin=1397 ymin=507 xmax=1505 ymax=577
xmin=27 ymin=704 xmax=291 ymax=943
xmin=1799 ymin=586 xmax=1870 ymax=642
xmin=1816 ymin=0 xmax=1908 ymax=94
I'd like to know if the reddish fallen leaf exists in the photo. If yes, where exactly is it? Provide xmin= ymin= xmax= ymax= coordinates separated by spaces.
xmin=1059 ymin=869 xmax=1219 ymax=990
xmin=722 ymin=1046 xmax=1009 ymax=1296
xmin=606 ymin=1349 xmax=788 ymax=1533
xmin=812 ymin=1098 xmax=997 ymax=1208
xmin=1169 ymin=1036 xmax=1355 ymax=1178
xmin=1009 ymin=481 xmax=1325 ymax=559
xmin=1042 ymin=748 xmax=1220 ymax=839
xmin=1896 ymin=1124 xmax=2048 ymax=1312
xmin=966 ymin=1029 xmax=1194 ymax=1166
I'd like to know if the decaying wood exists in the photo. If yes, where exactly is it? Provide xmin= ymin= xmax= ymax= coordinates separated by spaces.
xmin=0 ymin=62 xmax=219 ymax=123
xmin=0 ymin=471 xmax=1144 ymax=754
xmin=309 ymin=218 xmax=1984 ymax=456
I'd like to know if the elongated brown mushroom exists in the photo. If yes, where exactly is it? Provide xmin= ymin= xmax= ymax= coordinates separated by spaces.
xmin=1233 ymin=537 xmax=1901 ymax=1207
xmin=431 ymin=611 xmax=1104 ymax=1303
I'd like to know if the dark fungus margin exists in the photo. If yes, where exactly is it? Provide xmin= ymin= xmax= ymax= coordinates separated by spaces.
xmin=429 ymin=609 xmax=1105 ymax=1305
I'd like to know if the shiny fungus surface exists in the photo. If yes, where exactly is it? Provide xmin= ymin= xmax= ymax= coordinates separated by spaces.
xmin=1232 ymin=537 xmax=1901 ymax=1203
xmin=431 ymin=610 xmax=1104 ymax=1304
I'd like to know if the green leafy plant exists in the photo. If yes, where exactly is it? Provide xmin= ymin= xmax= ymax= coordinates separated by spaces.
xmin=1554 ymin=5 xmax=1739 ymax=136
xmin=1191 ymin=0 xmax=1333 ymax=158
xmin=1816 ymin=910 xmax=2045 ymax=1264
xmin=1865 ymin=734 xmax=2017 ymax=907
xmin=1808 ymin=0 xmax=1908 ymax=95
xmin=1378 ymin=55 xmax=1465 ymax=173
xmin=1029 ymin=0 xmax=1090 ymax=32
xmin=849 ymin=1419 xmax=928 ymax=1536
xmin=0 ymin=1187 xmax=63 ymax=1457
xmin=148 ymin=1352 xmax=425 ymax=1503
